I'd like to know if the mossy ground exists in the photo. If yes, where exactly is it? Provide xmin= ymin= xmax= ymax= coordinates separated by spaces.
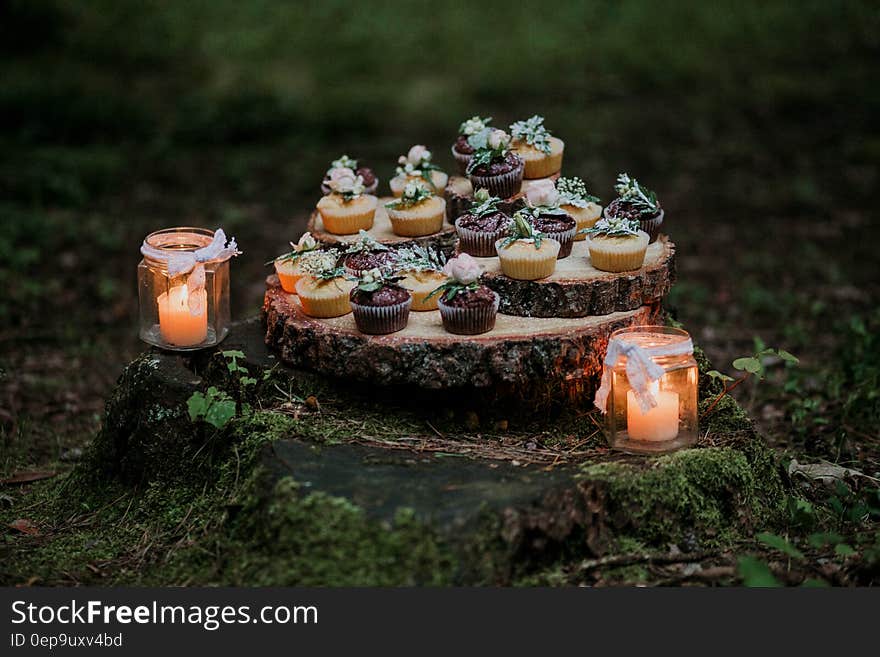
xmin=1 ymin=325 xmax=788 ymax=586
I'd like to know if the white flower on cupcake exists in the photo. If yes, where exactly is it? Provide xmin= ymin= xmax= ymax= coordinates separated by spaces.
xmin=406 ymin=145 xmax=432 ymax=165
xmin=487 ymin=129 xmax=510 ymax=150
xmin=327 ymin=167 xmax=365 ymax=196
xmin=442 ymin=253 xmax=482 ymax=285
xmin=525 ymin=179 xmax=560 ymax=208
xmin=294 ymin=232 xmax=317 ymax=252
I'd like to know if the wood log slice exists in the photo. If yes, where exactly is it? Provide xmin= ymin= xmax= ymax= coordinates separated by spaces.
xmin=263 ymin=276 xmax=659 ymax=390
xmin=307 ymin=198 xmax=458 ymax=255
xmin=480 ymin=237 xmax=675 ymax=318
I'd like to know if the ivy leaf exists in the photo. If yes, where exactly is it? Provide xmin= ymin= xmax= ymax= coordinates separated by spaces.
xmin=222 ymin=350 xmax=245 ymax=359
xmin=757 ymin=532 xmax=804 ymax=559
xmin=187 ymin=391 xmax=208 ymax=422
xmin=776 ymin=349 xmax=799 ymax=364
xmin=706 ymin=370 xmax=734 ymax=383
xmin=737 ymin=556 xmax=781 ymax=587
xmin=732 ymin=357 xmax=762 ymax=374
xmin=801 ymin=578 xmax=830 ymax=588
xmin=204 ymin=397 xmax=236 ymax=429
xmin=240 ymin=376 xmax=257 ymax=387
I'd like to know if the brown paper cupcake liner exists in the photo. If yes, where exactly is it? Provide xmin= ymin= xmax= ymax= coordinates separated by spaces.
xmin=351 ymin=297 xmax=412 ymax=335
xmin=437 ymin=293 xmax=499 ymax=335
xmin=468 ymin=161 xmax=524 ymax=200
xmin=540 ymin=226 xmax=577 ymax=259
xmin=455 ymin=220 xmax=510 ymax=257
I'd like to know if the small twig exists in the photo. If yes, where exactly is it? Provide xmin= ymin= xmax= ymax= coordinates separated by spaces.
xmin=701 ymin=375 xmax=749 ymax=419
xmin=579 ymin=550 xmax=715 ymax=572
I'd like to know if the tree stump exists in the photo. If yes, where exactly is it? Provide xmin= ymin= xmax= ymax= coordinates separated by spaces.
xmin=307 ymin=201 xmax=458 ymax=254
xmin=480 ymin=237 xmax=676 ymax=318
xmin=263 ymin=276 xmax=659 ymax=389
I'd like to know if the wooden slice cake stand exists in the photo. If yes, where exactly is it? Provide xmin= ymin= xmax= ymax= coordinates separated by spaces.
xmin=264 ymin=276 xmax=660 ymax=390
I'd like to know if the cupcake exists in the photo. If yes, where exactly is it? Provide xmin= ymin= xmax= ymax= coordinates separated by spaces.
xmin=321 ymin=154 xmax=378 ymax=195
xmin=349 ymin=268 xmax=412 ymax=335
xmin=467 ymin=128 xmax=524 ymax=199
xmin=605 ymin=173 xmax=664 ymax=243
xmin=451 ymin=115 xmax=492 ymax=175
xmin=271 ymin=232 xmax=321 ymax=293
xmin=294 ymin=251 xmax=355 ymax=318
xmin=393 ymin=244 xmax=448 ymax=311
xmin=556 ymin=177 xmax=602 ymax=241
xmin=428 ymin=254 xmax=498 ymax=335
xmin=316 ymin=168 xmax=378 ymax=235
xmin=586 ymin=215 xmax=650 ymax=272
xmin=444 ymin=176 xmax=474 ymax=223
xmin=455 ymin=188 xmax=511 ymax=257
xmin=389 ymin=145 xmax=449 ymax=196
xmin=385 ymin=181 xmax=446 ymax=237
xmin=510 ymin=115 xmax=564 ymax=179
xmin=522 ymin=179 xmax=577 ymax=258
xmin=341 ymin=230 xmax=398 ymax=277
xmin=495 ymin=212 xmax=560 ymax=280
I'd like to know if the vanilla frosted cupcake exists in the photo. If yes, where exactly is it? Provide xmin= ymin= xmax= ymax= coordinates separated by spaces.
xmin=451 ymin=115 xmax=492 ymax=174
xmin=316 ymin=167 xmax=378 ymax=235
xmin=556 ymin=177 xmax=602 ymax=241
xmin=510 ymin=115 xmax=564 ymax=179
xmin=294 ymin=251 xmax=355 ymax=318
xmin=389 ymin=145 xmax=448 ymax=196
xmin=494 ymin=212 xmax=560 ymax=280
xmin=385 ymin=182 xmax=446 ymax=237
xmin=586 ymin=216 xmax=650 ymax=272
xmin=272 ymin=232 xmax=320 ymax=293
xmin=393 ymin=244 xmax=448 ymax=311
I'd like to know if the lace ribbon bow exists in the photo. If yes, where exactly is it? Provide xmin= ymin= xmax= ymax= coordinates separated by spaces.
xmin=141 ymin=229 xmax=241 ymax=316
xmin=594 ymin=333 xmax=694 ymax=414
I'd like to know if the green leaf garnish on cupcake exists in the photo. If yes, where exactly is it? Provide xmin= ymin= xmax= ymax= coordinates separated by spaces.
xmin=498 ymin=211 xmax=546 ymax=250
xmin=556 ymin=176 xmax=600 ymax=207
xmin=267 ymin=232 xmax=319 ymax=266
xmin=459 ymin=116 xmax=492 ymax=136
xmin=393 ymin=243 xmax=447 ymax=273
xmin=614 ymin=173 xmax=660 ymax=217
xmin=355 ymin=267 xmax=404 ymax=293
xmin=510 ymin=115 xmax=553 ymax=154
xmin=344 ymin=229 xmax=390 ymax=254
xmin=385 ymin=181 xmax=433 ymax=209
xmin=469 ymin=188 xmax=504 ymax=217
xmin=586 ymin=215 xmax=642 ymax=238
xmin=466 ymin=129 xmax=512 ymax=174
xmin=298 ymin=250 xmax=346 ymax=281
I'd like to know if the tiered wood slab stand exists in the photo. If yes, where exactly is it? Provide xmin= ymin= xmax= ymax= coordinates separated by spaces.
xmin=273 ymin=181 xmax=675 ymax=392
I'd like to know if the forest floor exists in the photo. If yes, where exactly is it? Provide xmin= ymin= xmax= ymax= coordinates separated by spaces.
xmin=1 ymin=1 xmax=878 ymax=585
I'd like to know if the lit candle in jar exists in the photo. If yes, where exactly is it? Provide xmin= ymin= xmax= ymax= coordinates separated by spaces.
xmin=157 ymin=284 xmax=207 ymax=346
xmin=627 ymin=379 xmax=679 ymax=442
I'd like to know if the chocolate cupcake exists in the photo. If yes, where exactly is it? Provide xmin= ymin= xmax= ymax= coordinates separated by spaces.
xmin=605 ymin=173 xmax=664 ymax=243
xmin=349 ymin=269 xmax=412 ymax=335
xmin=321 ymin=155 xmax=379 ymax=195
xmin=466 ymin=129 xmax=523 ymax=199
xmin=451 ymin=116 xmax=492 ymax=174
xmin=428 ymin=253 xmax=497 ymax=335
xmin=455 ymin=189 xmax=511 ymax=257
xmin=341 ymin=230 xmax=397 ymax=276
xmin=437 ymin=286 xmax=499 ymax=335
xmin=530 ymin=212 xmax=577 ymax=258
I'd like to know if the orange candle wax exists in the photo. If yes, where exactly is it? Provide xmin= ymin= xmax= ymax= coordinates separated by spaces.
xmin=157 ymin=284 xmax=207 ymax=346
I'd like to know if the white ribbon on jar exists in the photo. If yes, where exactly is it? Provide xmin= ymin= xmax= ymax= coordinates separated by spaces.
xmin=141 ymin=229 xmax=241 ymax=316
xmin=594 ymin=332 xmax=694 ymax=414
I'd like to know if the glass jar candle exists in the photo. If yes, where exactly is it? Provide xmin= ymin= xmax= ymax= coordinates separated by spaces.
xmin=595 ymin=326 xmax=698 ymax=454
xmin=138 ymin=227 xmax=240 ymax=351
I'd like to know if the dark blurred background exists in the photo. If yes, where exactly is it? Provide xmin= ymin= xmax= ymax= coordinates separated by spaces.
xmin=1 ymin=0 xmax=878 ymax=472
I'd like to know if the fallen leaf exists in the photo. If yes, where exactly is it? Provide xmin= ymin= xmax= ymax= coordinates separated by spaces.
xmin=788 ymin=459 xmax=878 ymax=485
xmin=1 ymin=471 xmax=57 ymax=486
xmin=9 ymin=519 xmax=40 ymax=536
xmin=305 ymin=395 xmax=320 ymax=411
